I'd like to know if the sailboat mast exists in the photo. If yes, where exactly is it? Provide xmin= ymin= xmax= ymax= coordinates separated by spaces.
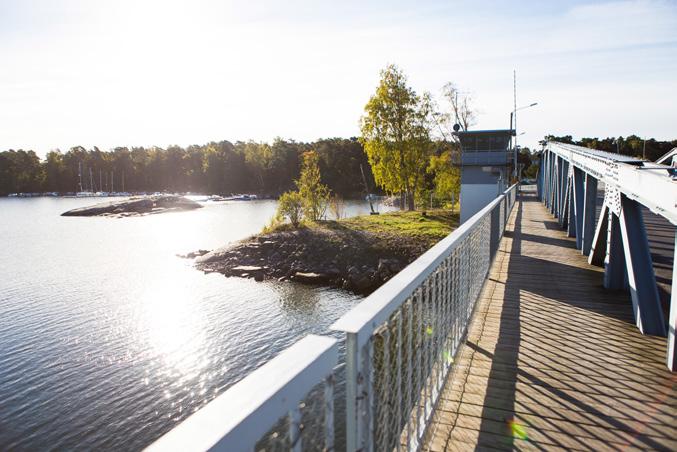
xmin=99 ymin=170 xmax=102 ymax=193
xmin=111 ymin=170 xmax=114 ymax=193
xmin=78 ymin=162 xmax=83 ymax=192
xmin=89 ymin=168 xmax=94 ymax=192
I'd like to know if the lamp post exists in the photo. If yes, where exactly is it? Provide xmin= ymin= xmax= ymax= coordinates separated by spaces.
xmin=511 ymin=102 xmax=538 ymax=179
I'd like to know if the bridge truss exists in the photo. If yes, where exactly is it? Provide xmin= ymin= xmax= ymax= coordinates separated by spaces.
xmin=538 ymin=141 xmax=677 ymax=370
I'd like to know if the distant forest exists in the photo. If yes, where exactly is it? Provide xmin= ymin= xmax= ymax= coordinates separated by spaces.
xmin=0 ymin=138 xmax=379 ymax=197
xmin=1 ymin=134 xmax=675 ymax=197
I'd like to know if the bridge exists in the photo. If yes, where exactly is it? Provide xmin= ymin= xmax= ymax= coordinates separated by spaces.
xmin=146 ymin=142 xmax=676 ymax=451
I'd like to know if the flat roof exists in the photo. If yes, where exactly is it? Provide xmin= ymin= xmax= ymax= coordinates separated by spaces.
xmin=453 ymin=129 xmax=516 ymax=137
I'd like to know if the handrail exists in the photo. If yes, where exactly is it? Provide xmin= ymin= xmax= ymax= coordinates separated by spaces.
xmin=331 ymin=184 xmax=517 ymax=349
xmin=145 ymin=335 xmax=338 ymax=452
xmin=547 ymin=141 xmax=677 ymax=225
xmin=332 ymin=183 xmax=518 ymax=451
xmin=145 ymin=184 xmax=519 ymax=451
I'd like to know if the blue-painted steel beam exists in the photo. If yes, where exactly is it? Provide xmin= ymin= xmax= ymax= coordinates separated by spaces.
xmin=588 ymin=202 xmax=608 ymax=267
xmin=581 ymin=174 xmax=598 ymax=256
xmin=668 ymin=230 xmax=677 ymax=370
xmin=573 ymin=167 xmax=585 ymax=249
xmin=537 ymin=155 xmax=544 ymax=201
xmin=619 ymin=195 xmax=667 ymax=336
xmin=567 ymin=178 xmax=575 ymax=237
xmin=559 ymin=161 xmax=570 ymax=228
xmin=551 ymin=154 xmax=558 ymax=213
xmin=603 ymin=211 xmax=626 ymax=290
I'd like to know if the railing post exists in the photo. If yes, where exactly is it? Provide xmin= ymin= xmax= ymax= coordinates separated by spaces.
xmin=345 ymin=333 xmax=359 ymax=452
xmin=324 ymin=374 xmax=335 ymax=451
xmin=289 ymin=405 xmax=302 ymax=452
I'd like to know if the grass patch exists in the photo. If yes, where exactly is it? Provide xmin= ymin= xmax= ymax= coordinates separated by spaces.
xmin=264 ymin=209 xmax=458 ymax=242
xmin=340 ymin=209 xmax=457 ymax=240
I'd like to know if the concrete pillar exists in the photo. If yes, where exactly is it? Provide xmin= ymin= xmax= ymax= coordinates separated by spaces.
xmin=581 ymin=174 xmax=598 ymax=256
xmin=619 ymin=195 xmax=666 ymax=336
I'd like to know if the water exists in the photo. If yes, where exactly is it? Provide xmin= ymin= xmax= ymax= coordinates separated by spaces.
xmin=0 ymin=198 xmax=390 ymax=450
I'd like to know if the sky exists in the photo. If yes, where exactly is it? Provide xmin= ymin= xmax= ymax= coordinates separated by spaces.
xmin=1 ymin=0 xmax=676 ymax=157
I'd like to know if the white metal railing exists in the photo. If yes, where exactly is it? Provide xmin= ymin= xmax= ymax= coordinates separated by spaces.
xmin=145 ymin=335 xmax=338 ymax=452
xmin=331 ymin=183 xmax=518 ymax=451
xmin=146 ymin=184 xmax=518 ymax=452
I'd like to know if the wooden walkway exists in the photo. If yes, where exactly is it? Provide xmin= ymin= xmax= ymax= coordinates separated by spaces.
xmin=424 ymin=192 xmax=677 ymax=451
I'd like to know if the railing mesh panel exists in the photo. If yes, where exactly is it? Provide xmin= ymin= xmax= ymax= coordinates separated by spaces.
xmin=367 ymin=214 xmax=492 ymax=449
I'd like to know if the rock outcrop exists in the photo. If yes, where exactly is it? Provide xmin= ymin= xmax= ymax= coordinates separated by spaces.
xmin=193 ymin=225 xmax=433 ymax=295
xmin=62 ymin=195 xmax=202 ymax=217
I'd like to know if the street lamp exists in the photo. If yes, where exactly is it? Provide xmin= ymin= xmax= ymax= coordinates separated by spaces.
xmin=511 ymin=102 xmax=538 ymax=178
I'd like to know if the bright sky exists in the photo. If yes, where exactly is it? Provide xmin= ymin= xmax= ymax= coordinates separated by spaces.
xmin=1 ymin=0 xmax=676 ymax=156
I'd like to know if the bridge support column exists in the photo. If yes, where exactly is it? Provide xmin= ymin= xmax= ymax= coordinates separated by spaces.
xmin=558 ymin=159 xmax=566 ymax=221
xmin=581 ymin=174 xmax=598 ymax=256
xmin=668 ymin=230 xmax=677 ymax=371
xmin=552 ymin=154 xmax=557 ymax=212
xmin=573 ymin=167 xmax=584 ymax=248
xmin=603 ymin=210 xmax=626 ymax=290
xmin=567 ymin=177 xmax=575 ymax=237
xmin=589 ymin=203 xmax=608 ymax=266
xmin=619 ymin=195 xmax=666 ymax=336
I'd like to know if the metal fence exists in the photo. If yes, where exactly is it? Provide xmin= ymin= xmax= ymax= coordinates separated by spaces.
xmin=145 ymin=184 xmax=518 ymax=452
xmin=331 ymin=183 xmax=517 ymax=451
xmin=145 ymin=335 xmax=338 ymax=452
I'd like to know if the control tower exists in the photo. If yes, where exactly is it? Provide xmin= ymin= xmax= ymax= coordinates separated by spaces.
xmin=454 ymin=128 xmax=515 ymax=223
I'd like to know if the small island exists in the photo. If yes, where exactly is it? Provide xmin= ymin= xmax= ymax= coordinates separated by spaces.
xmin=61 ymin=195 xmax=202 ymax=217
xmin=195 ymin=210 xmax=457 ymax=294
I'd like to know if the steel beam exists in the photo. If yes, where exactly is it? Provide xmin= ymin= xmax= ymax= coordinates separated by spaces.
xmin=537 ymin=155 xmax=544 ymax=201
xmin=581 ymin=174 xmax=598 ymax=255
xmin=567 ymin=178 xmax=575 ymax=237
xmin=573 ymin=167 xmax=585 ymax=248
xmin=619 ymin=195 xmax=667 ymax=336
xmin=668 ymin=230 xmax=677 ymax=370
xmin=603 ymin=211 xmax=626 ymax=290
xmin=588 ymin=202 xmax=608 ymax=266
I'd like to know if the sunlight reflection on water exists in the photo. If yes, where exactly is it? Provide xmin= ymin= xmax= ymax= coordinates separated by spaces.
xmin=0 ymin=198 xmax=392 ymax=450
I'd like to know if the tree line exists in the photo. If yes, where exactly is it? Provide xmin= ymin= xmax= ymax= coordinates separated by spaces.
xmin=0 ymin=138 xmax=379 ymax=197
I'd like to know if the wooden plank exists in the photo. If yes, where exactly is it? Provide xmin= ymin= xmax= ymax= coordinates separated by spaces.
xmin=424 ymin=191 xmax=677 ymax=451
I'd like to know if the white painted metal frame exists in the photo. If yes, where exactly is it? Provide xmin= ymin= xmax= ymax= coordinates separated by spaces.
xmin=145 ymin=335 xmax=338 ymax=452
xmin=546 ymin=142 xmax=677 ymax=225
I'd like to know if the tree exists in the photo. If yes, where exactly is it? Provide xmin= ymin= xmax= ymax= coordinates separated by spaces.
xmin=360 ymin=64 xmax=433 ymax=210
xmin=427 ymin=144 xmax=460 ymax=206
xmin=296 ymin=150 xmax=330 ymax=221
xmin=441 ymin=82 xmax=477 ymax=132
xmin=276 ymin=191 xmax=304 ymax=227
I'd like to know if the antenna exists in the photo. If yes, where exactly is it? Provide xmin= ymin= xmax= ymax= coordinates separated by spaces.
xmin=513 ymin=70 xmax=518 ymax=178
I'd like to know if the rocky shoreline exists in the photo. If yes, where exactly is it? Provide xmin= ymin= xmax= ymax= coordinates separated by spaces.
xmin=192 ymin=221 xmax=445 ymax=295
xmin=61 ymin=195 xmax=202 ymax=217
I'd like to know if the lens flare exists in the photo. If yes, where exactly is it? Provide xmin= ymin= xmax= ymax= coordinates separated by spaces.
xmin=508 ymin=418 xmax=528 ymax=440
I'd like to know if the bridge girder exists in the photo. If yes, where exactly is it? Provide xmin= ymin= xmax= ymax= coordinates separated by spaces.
xmin=542 ymin=141 xmax=676 ymax=370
